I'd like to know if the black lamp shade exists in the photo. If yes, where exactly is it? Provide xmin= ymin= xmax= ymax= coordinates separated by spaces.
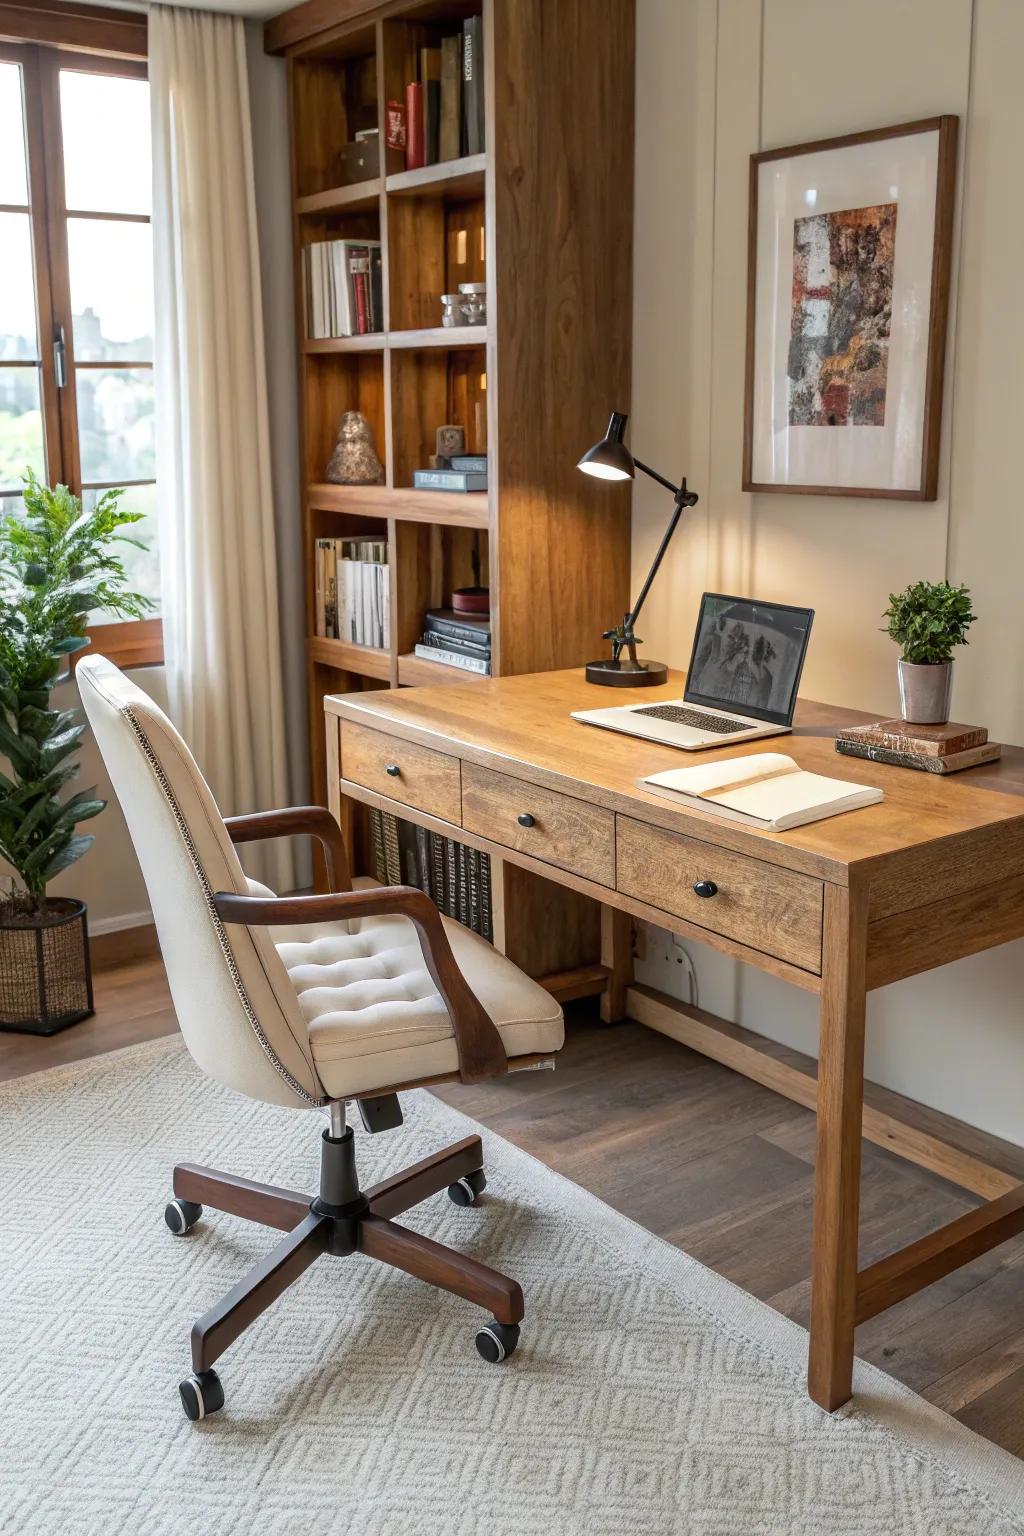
xmin=577 ymin=411 xmax=634 ymax=481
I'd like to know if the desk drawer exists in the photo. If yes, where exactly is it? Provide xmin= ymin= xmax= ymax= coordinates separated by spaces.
xmin=462 ymin=762 xmax=615 ymax=887
xmin=616 ymin=817 xmax=823 ymax=972
xmin=340 ymin=720 xmax=462 ymax=825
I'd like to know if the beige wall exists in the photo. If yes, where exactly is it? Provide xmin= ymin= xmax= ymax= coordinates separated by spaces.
xmin=632 ymin=0 xmax=1024 ymax=1145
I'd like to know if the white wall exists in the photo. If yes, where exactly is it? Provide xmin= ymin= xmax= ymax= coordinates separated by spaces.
xmin=632 ymin=0 xmax=1024 ymax=1147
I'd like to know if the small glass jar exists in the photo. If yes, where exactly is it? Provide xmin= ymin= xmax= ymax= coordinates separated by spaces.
xmin=441 ymin=294 xmax=467 ymax=327
xmin=458 ymin=282 xmax=487 ymax=326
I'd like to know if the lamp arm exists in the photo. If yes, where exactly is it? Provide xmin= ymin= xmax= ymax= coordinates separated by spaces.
xmin=626 ymin=469 xmax=699 ymax=630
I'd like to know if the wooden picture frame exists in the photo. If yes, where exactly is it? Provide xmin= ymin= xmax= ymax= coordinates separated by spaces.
xmin=742 ymin=116 xmax=958 ymax=501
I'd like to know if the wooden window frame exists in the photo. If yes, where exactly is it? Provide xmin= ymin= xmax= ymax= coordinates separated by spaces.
xmin=0 ymin=8 xmax=161 ymax=669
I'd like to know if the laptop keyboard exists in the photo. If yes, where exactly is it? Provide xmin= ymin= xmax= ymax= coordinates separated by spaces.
xmin=632 ymin=704 xmax=752 ymax=735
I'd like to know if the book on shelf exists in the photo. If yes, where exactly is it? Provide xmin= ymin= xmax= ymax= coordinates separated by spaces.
xmin=640 ymin=752 xmax=883 ymax=831
xmin=405 ymin=81 xmax=424 ymax=170
xmin=418 ymin=629 xmax=490 ymax=662
xmin=835 ymin=718 xmax=988 ymax=758
xmin=413 ymin=641 xmax=490 ymax=675
xmin=370 ymin=810 xmax=492 ymax=938
xmin=313 ymin=537 xmax=389 ymax=648
xmin=413 ymin=469 xmax=487 ymax=493
xmin=303 ymin=238 xmax=382 ymax=339
xmin=462 ymin=15 xmax=484 ymax=155
xmin=449 ymin=454 xmax=488 ymax=474
xmin=404 ymin=17 xmax=482 ymax=172
xmin=423 ymin=607 xmax=490 ymax=646
xmin=420 ymin=46 xmax=441 ymax=165
xmin=835 ymin=739 xmax=1001 ymax=774
xmin=439 ymin=34 xmax=462 ymax=162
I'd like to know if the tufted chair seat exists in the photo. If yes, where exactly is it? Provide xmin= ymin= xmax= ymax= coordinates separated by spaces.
xmin=254 ymin=880 xmax=564 ymax=1098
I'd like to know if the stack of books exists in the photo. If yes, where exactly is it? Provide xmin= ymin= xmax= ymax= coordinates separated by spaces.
xmin=370 ymin=810 xmax=492 ymax=941
xmin=314 ymin=537 xmax=389 ymax=649
xmin=402 ymin=14 xmax=484 ymax=172
xmin=834 ymin=718 xmax=1001 ymax=774
xmin=414 ymin=607 xmax=490 ymax=675
xmin=413 ymin=454 xmax=487 ymax=494
xmin=303 ymin=239 xmax=383 ymax=339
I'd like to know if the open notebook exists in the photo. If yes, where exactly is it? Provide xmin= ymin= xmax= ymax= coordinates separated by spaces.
xmin=639 ymin=752 xmax=883 ymax=831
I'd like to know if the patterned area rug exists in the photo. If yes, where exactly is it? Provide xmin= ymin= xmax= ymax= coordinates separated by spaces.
xmin=1 ymin=1038 xmax=1022 ymax=1535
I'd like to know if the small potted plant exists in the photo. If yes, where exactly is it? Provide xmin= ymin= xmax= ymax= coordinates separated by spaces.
xmin=0 ymin=473 xmax=152 ymax=1035
xmin=882 ymin=579 xmax=976 ymax=725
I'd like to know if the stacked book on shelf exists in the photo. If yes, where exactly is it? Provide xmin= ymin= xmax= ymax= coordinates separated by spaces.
xmin=314 ymin=536 xmax=389 ymax=648
xmin=414 ymin=606 xmax=490 ymax=675
xmin=413 ymin=454 xmax=487 ymax=494
xmin=400 ymin=13 xmax=484 ymax=171
xmin=834 ymin=717 xmax=1001 ymax=774
xmin=303 ymin=238 xmax=383 ymax=339
xmin=369 ymin=810 xmax=492 ymax=941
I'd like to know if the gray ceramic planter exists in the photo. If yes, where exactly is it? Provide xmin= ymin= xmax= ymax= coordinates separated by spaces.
xmin=898 ymin=659 xmax=953 ymax=724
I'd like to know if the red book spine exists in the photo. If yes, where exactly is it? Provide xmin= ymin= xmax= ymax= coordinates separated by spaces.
xmin=405 ymin=82 xmax=424 ymax=170
xmin=354 ymin=271 xmax=368 ymax=335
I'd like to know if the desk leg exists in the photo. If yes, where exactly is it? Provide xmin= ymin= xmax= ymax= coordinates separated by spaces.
xmin=600 ymin=906 xmax=633 ymax=1023
xmin=808 ymin=881 xmax=868 ymax=1411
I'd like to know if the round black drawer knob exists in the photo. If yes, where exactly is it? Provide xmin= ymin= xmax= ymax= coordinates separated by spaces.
xmin=385 ymin=763 xmax=401 ymax=777
xmin=517 ymin=813 xmax=535 ymax=828
xmin=693 ymin=880 xmax=718 ymax=899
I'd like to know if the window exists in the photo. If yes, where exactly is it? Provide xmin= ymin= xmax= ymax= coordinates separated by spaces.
xmin=0 ymin=42 xmax=160 ymax=665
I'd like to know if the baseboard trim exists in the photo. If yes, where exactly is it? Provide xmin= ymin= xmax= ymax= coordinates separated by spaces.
xmin=90 ymin=921 xmax=160 ymax=971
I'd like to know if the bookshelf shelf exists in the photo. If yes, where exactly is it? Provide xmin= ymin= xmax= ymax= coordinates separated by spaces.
xmin=387 ymin=325 xmax=488 ymax=350
xmin=308 ymin=483 xmax=489 ymax=527
xmin=303 ymin=334 xmax=385 ymax=354
xmin=385 ymin=154 xmax=486 ymax=200
xmin=308 ymin=635 xmax=390 ymax=679
xmin=272 ymin=0 xmax=637 ymax=973
xmin=397 ymin=652 xmax=486 ymax=688
xmin=296 ymin=179 xmax=382 ymax=216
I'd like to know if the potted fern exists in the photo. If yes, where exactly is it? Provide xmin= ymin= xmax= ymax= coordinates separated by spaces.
xmin=0 ymin=473 xmax=152 ymax=1034
xmin=883 ymin=580 xmax=976 ymax=725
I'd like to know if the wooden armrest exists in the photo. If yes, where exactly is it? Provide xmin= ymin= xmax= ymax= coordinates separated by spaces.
xmin=213 ymin=885 xmax=507 ymax=1085
xmin=224 ymin=806 xmax=351 ymax=894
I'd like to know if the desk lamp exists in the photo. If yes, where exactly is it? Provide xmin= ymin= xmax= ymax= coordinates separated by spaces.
xmin=577 ymin=411 xmax=699 ymax=686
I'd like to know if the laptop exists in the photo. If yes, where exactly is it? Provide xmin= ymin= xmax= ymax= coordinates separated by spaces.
xmin=572 ymin=593 xmax=814 ymax=751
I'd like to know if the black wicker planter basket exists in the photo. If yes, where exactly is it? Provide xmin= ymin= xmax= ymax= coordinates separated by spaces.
xmin=0 ymin=898 xmax=94 ymax=1036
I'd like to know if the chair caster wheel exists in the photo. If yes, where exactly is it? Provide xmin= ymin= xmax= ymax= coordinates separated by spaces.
xmin=475 ymin=1319 xmax=520 ymax=1363
xmin=448 ymin=1169 xmax=486 ymax=1207
xmin=179 ymin=1369 xmax=224 ymax=1421
xmin=164 ymin=1198 xmax=203 ymax=1235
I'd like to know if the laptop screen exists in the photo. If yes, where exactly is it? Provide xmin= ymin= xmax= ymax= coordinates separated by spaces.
xmin=684 ymin=593 xmax=814 ymax=727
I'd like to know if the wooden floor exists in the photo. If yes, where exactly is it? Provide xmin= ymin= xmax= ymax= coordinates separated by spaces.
xmin=4 ymin=956 xmax=1023 ymax=1459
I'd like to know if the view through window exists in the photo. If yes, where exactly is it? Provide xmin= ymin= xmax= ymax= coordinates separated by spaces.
xmin=0 ymin=45 xmax=158 ymax=659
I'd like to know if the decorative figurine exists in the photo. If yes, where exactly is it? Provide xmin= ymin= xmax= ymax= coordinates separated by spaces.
xmin=429 ymin=423 xmax=466 ymax=470
xmin=325 ymin=410 xmax=384 ymax=485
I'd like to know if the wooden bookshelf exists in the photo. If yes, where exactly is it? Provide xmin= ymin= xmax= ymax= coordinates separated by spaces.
xmin=268 ymin=0 xmax=635 ymax=972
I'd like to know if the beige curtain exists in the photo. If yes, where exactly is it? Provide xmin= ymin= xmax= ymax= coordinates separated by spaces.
xmin=150 ymin=4 xmax=294 ymax=890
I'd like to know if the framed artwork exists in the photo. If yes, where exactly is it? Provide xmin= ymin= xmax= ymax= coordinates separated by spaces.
xmin=742 ymin=117 xmax=958 ymax=500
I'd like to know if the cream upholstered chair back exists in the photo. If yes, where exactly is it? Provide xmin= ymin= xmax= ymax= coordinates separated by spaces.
xmin=77 ymin=656 xmax=323 ymax=1110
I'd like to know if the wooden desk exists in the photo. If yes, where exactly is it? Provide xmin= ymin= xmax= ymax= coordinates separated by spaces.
xmin=325 ymin=668 xmax=1024 ymax=1411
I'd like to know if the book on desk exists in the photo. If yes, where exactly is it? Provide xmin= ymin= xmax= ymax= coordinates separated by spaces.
xmin=640 ymin=751 xmax=883 ymax=831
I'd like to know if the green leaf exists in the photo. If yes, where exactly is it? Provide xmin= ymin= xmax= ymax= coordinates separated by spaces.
xmin=41 ymin=832 xmax=94 ymax=881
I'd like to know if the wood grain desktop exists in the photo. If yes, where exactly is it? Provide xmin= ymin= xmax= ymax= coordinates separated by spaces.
xmin=325 ymin=667 xmax=1024 ymax=1413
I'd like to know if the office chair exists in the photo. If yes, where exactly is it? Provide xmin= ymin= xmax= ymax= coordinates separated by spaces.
xmin=77 ymin=656 xmax=564 ymax=1421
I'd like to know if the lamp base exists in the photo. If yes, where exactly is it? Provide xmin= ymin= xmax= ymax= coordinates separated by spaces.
xmin=584 ymin=658 xmax=669 ymax=688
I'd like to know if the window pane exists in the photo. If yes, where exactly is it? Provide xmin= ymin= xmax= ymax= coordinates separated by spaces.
xmin=0 ymin=211 xmax=39 ymax=359
xmin=0 ymin=62 xmax=28 ymax=206
xmin=59 ymin=71 xmax=151 ymax=216
xmin=76 ymin=367 xmax=155 ymax=483
xmin=69 ymin=219 xmax=153 ymax=362
xmin=83 ymin=481 xmax=160 ymax=617
xmin=0 ymin=365 xmax=45 ymax=490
